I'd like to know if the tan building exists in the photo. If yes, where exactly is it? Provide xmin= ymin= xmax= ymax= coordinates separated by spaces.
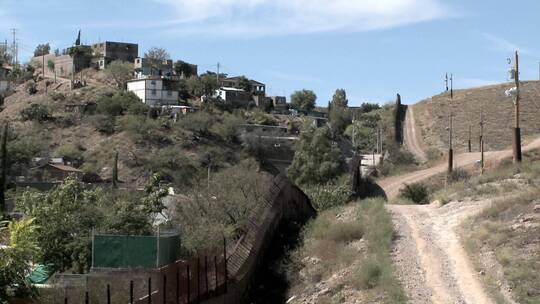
xmin=91 ymin=41 xmax=138 ymax=69
xmin=219 ymin=76 xmax=266 ymax=96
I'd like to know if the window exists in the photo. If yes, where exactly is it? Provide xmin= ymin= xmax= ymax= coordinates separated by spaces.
xmin=167 ymin=90 xmax=172 ymax=96
xmin=151 ymin=89 xmax=156 ymax=95
xmin=151 ymin=80 xmax=156 ymax=85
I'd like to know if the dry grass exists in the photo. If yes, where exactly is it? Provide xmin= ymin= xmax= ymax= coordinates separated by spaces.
xmin=415 ymin=81 xmax=540 ymax=154
xmin=286 ymin=198 xmax=406 ymax=304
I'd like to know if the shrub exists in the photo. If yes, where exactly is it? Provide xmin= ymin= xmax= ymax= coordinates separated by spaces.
xmin=25 ymin=81 xmax=37 ymax=95
xmin=399 ymin=183 xmax=429 ymax=204
xmin=212 ymin=113 xmax=244 ymax=142
xmin=96 ymin=91 xmax=141 ymax=116
xmin=176 ymin=112 xmax=215 ymax=136
xmin=117 ymin=115 xmax=162 ymax=142
xmin=49 ymin=91 xmax=65 ymax=101
xmin=90 ymin=114 xmax=116 ymax=134
xmin=20 ymin=104 xmax=50 ymax=122
xmin=304 ymin=178 xmax=352 ymax=211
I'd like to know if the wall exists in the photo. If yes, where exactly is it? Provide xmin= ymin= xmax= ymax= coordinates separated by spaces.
xmin=201 ymin=174 xmax=316 ymax=304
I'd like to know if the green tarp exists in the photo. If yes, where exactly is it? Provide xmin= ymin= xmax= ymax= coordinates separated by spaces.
xmin=27 ymin=264 xmax=54 ymax=284
xmin=93 ymin=234 xmax=180 ymax=269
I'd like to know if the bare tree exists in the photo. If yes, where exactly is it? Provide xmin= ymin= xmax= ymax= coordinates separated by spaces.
xmin=104 ymin=60 xmax=134 ymax=89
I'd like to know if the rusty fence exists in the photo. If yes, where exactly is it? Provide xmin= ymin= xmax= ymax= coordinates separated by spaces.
xmin=55 ymin=249 xmax=228 ymax=304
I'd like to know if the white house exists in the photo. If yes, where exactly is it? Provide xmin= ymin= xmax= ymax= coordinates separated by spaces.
xmin=127 ymin=77 xmax=179 ymax=106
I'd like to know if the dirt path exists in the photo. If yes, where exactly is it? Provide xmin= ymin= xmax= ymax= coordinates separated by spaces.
xmin=404 ymin=105 xmax=428 ymax=163
xmin=389 ymin=200 xmax=495 ymax=304
xmin=379 ymin=136 xmax=540 ymax=303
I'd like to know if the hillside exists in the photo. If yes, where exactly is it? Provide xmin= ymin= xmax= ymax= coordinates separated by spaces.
xmin=412 ymin=81 xmax=540 ymax=156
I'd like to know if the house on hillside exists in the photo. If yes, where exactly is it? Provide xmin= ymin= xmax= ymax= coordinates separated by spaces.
xmin=91 ymin=41 xmax=138 ymax=69
xmin=0 ymin=65 xmax=11 ymax=93
xmin=214 ymin=87 xmax=253 ymax=106
xmin=220 ymin=76 xmax=266 ymax=96
xmin=127 ymin=77 xmax=179 ymax=106
xmin=269 ymin=96 xmax=287 ymax=111
xmin=134 ymin=57 xmax=173 ymax=79
xmin=31 ymin=163 xmax=83 ymax=182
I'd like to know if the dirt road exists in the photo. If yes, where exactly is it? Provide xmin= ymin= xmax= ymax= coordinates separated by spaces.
xmin=389 ymin=201 xmax=495 ymax=304
xmin=380 ymin=136 xmax=540 ymax=303
xmin=404 ymin=105 xmax=428 ymax=163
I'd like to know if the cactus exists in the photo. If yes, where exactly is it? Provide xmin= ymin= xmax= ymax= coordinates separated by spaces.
xmin=112 ymin=151 xmax=118 ymax=189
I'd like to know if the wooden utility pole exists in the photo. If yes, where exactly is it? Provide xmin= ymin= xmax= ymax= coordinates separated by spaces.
xmin=216 ymin=62 xmax=220 ymax=84
xmin=448 ymin=74 xmax=454 ymax=175
xmin=468 ymin=125 xmax=472 ymax=152
xmin=512 ymin=51 xmax=522 ymax=163
xmin=480 ymin=107 xmax=485 ymax=174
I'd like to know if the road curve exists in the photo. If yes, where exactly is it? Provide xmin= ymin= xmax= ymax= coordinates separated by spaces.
xmin=404 ymin=105 xmax=428 ymax=163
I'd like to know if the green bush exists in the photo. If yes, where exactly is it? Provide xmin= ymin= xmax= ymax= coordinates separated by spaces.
xmin=49 ymin=92 xmax=65 ymax=101
xmin=304 ymin=178 xmax=352 ymax=211
xmin=176 ymin=112 xmax=215 ymax=136
xmin=399 ymin=183 xmax=429 ymax=204
xmin=90 ymin=114 xmax=116 ymax=134
xmin=96 ymin=91 xmax=141 ymax=116
xmin=20 ymin=104 xmax=50 ymax=122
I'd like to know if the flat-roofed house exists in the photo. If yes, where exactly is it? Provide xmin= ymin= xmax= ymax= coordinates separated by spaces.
xmin=91 ymin=41 xmax=138 ymax=69
xmin=127 ymin=77 xmax=179 ymax=106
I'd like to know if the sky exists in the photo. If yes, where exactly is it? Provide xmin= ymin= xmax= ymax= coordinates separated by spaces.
xmin=1 ymin=0 xmax=539 ymax=105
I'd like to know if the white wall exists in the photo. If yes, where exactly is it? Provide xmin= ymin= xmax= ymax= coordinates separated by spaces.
xmin=127 ymin=79 xmax=178 ymax=106
xmin=0 ymin=80 xmax=9 ymax=93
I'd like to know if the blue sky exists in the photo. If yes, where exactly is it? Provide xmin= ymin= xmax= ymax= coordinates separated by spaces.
xmin=1 ymin=0 xmax=539 ymax=105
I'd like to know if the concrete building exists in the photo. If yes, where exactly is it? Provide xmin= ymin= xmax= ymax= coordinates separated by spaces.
xmin=215 ymin=87 xmax=253 ymax=106
xmin=53 ymin=46 xmax=93 ymax=78
xmin=269 ymin=96 xmax=287 ymax=110
xmin=134 ymin=57 xmax=173 ymax=79
xmin=127 ymin=77 xmax=179 ymax=106
xmin=0 ymin=65 xmax=11 ymax=93
xmin=220 ymin=76 xmax=266 ymax=96
xmin=91 ymin=41 xmax=138 ymax=69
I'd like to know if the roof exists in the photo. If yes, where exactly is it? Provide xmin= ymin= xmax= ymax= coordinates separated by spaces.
xmin=45 ymin=164 xmax=83 ymax=173
xmin=222 ymin=76 xmax=265 ymax=86
xmin=219 ymin=87 xmax=246 ymax=92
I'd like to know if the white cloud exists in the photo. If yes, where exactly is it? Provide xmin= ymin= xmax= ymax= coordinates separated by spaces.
xmin=154 ymin=0 xmax=452 ymax=36
xmin=482 ymin=33 xmax=529 ymax=55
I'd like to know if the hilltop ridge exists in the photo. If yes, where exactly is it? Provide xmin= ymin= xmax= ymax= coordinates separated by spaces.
xmin=410 ymin=81 xmax=540 ymax=157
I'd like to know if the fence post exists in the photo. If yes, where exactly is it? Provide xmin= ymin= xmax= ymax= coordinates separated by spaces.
xmin=64 ymin=298 xmax=68 ymax=304
xmin=148 ymin=277 xmax=152 ymax=304
xmin=176 ymin=266 xmax=180 ymax=304
xmin=85 ymin=291 xmax=89 ymax=304
xmin=162 ymin=274 xmax=167 ymax=304
xmin=187 ymin=264 xmax=191 ymax=304
xmin=130 ymin=280 xmax=134 ymax=304
xmin=91 ymin=228 xmax=95 ymax=269
xmin=214 ymin=256 xmax=218 ymax=293
xmin=204 ymin=256 xmax=208 ymax=296
xmin=223 ymin=237 xmax=227 ymax=293
xmin=197 ymin=257 xmax=200 ymax=304
xmin=107 ymin=284 xmax=111 ymax=304
xmin=156 ymin=227 xmax=161 ymax=268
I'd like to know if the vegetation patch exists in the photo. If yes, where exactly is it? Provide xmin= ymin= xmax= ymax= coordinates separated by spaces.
xmin=286 ymin=198 xmax=406 ymax=303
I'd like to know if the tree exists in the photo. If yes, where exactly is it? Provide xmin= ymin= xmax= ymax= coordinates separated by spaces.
xmin=174 ymin=60 xmax=195 ymax=78
xmin=291 ymin=89 xmax=316 ymax=112
xmin=329 ymin=104 xmax=351 ymax=137
xmin=186 ymin=75 xmax=218 ymax=97
xmin=16 ymin=178 xmax=105 ymax=273
xmin=288 ymin=126 xmax=344 ymax=185
xmin=144 ymin=47 xmax=170 ymax=61
xmin=330 ymin=89 xmax=348 ymax=108
xmin=238 ymin=76 xmax=252 ymax=92
xmin=0 ymin=124 xmax=6 ymax=217
xmin=0 ymin=218 xmax=39 ymax=299
xmin=104 ymin=60 xmax=134 ymax=89
xmin=33 ymin=43 xmax=50 ymax=57
xmin=47 ymin=59 xmax=54 ymax=71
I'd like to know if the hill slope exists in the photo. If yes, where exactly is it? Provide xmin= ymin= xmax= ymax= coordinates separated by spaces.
xmin=412 ymin=81 xmax=540 ymax=155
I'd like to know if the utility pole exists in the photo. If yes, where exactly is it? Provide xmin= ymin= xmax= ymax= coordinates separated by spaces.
xmin=512 ymin=51 xmax=522 ymax=163
xmin=468 ymin=125 xmax=472 ymax=152
xmin=216 ymin=62 xmax=220 ymax=85
xmin=445 ymin=73 xmax=449 ymax=92
xmin=10 ymin=28 xmax=17 ymax=66
xmin=480 ymin=106 xmax=485 ymax=174
xmin=448 ymin=74 xmax=454 ymax=175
